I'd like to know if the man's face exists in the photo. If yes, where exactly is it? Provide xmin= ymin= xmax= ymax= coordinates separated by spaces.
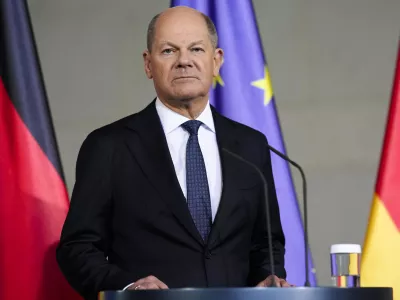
xmin=143 ymin=9 xmax=223 ymax=103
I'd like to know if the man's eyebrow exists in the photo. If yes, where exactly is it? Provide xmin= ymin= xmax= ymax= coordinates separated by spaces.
xmin=158 ymin=40 xmax=206 ymax=48
xmin=188 ymin=40 xmax=206 ymax=47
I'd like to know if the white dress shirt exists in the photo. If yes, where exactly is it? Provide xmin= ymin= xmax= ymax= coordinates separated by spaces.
xmin=123 ymin=98 xmax=222 ymax=290
xmin=155 ymin=97 xmax=222 ymax=221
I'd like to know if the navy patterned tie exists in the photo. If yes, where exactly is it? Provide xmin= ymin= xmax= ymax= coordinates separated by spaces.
xmin=181 ymin=120 xmax=212 ymax=242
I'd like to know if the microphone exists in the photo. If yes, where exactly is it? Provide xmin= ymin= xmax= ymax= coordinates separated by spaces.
xmin=221 ymin=148 xmax=276 ymax=287
xmin=223 ymin=143 xmax=311 ymax=287
xmin=266 ymin=143 xmax=310 ymax=287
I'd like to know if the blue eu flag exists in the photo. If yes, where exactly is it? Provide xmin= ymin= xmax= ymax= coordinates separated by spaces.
xmin=170 ymin=0 xmax=317 ymax=286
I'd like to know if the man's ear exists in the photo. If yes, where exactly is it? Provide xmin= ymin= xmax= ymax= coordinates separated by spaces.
xmin=143 ymin=50 xmax=153 ymax=79
xmin=213 ymin=48 xmax=224 ymax=77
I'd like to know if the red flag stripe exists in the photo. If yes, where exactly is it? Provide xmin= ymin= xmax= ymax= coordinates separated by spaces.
xmin=375 ymin=41 xmax=400 ymax=231
xmin=0 ymin=79 xmax=81 ymax=299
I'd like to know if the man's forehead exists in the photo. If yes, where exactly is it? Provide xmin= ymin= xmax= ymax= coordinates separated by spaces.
xmin=159 ymin=39 xmax=206 ymax=45
xmin=154 ymin=26 xmax=209 ymax=44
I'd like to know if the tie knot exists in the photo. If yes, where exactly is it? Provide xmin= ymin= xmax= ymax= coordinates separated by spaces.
xmin=182 ymin=120 xmax=203 ymax=135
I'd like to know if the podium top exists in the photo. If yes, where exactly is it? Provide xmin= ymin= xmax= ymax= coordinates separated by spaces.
xmin=99 ymin=287 xmax=393 ymax=300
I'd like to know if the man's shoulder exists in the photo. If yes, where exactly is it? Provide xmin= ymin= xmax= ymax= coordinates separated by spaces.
xmin=215 ymin=110 xmax=267 ymax=143
xmin=79 ymin=101 xmax=154 ymax=152
xmin=83 ymin=101 xmax=154 ymax=143
xmin=83 ymin=113 xmax=137 ymax=143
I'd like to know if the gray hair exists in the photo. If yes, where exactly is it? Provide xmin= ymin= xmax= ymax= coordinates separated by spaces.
xmin=146 ymin=11 xmax=218 ymax=52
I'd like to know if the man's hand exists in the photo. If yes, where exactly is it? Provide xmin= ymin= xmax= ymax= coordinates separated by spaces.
xmin=256 ymin=275 xmax=294 ymax=287
xmin=128 ymin=275 xmax=169 ymax=290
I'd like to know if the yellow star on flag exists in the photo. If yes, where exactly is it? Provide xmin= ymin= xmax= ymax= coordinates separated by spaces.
xmin=212 ymin=74 xmax=224 ymax=89
xmin=251 ymin=66 xmax=274 ymax=106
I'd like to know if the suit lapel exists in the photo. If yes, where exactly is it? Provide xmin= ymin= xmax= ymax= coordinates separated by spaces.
xmin=207 ymin=108 xmax=244 ymax=249
xmin=123 ymin=101 xmax=204 ymax=247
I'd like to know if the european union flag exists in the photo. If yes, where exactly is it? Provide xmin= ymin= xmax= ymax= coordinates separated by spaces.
xmin=171 ymin=0 xmax=317 ymax=286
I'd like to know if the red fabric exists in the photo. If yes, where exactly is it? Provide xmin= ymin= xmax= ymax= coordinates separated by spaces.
xmin=375 ymin=41 xmax=400 ymax=231
xmin=0 ymin=79 xmax=81 ymax=299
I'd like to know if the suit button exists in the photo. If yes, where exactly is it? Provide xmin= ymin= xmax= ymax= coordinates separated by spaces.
xmin=204 ymin=249 xmax=211 ymax=259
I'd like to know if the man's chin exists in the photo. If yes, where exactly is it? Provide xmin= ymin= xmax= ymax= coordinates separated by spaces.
xmin=171 ymin=92 xmax=207 ymax=103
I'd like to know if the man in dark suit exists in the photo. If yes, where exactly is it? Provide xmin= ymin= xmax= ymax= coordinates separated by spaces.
xmin=56 ymin=6 xmax=291 ymax=300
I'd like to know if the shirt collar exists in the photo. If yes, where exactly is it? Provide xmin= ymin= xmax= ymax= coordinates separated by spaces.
xmin=155 ymin=97 xmax=215 ymax=134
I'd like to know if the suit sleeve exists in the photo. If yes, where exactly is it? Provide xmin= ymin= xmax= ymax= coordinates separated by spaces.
xmin=247 ymin=135 xmax=286 ymax=285
xmin=56 ymin=130 xmax=134 ymax=300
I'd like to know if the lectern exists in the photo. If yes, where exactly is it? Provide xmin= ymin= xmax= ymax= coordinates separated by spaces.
xmin=99 ymin=287 xmax=392 ymax=300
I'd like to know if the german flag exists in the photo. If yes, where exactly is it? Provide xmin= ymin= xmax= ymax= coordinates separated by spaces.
xmin=0 ymin=0 xmax=81 ymax=299
xmin=361 ymin=40 xmax=400 ymax=299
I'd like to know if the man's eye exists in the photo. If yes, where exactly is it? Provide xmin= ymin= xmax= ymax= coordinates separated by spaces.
xmin=191 ymin=47 xmax=204 ymax=52
xmin=162 ymin=48 xmax=174 ymax=54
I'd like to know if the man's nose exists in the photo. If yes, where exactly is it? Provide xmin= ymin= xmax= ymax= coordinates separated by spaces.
xmin=176 ymin=50 xmax=193 ymax=68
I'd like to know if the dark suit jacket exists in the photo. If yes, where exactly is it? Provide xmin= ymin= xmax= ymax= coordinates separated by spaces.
xmin=56 ymin=100 xmax=286 ymax=300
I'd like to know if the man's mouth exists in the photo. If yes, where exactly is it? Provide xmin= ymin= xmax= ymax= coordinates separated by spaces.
xmin=174 ymin=76 xmax=198 ymax=80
